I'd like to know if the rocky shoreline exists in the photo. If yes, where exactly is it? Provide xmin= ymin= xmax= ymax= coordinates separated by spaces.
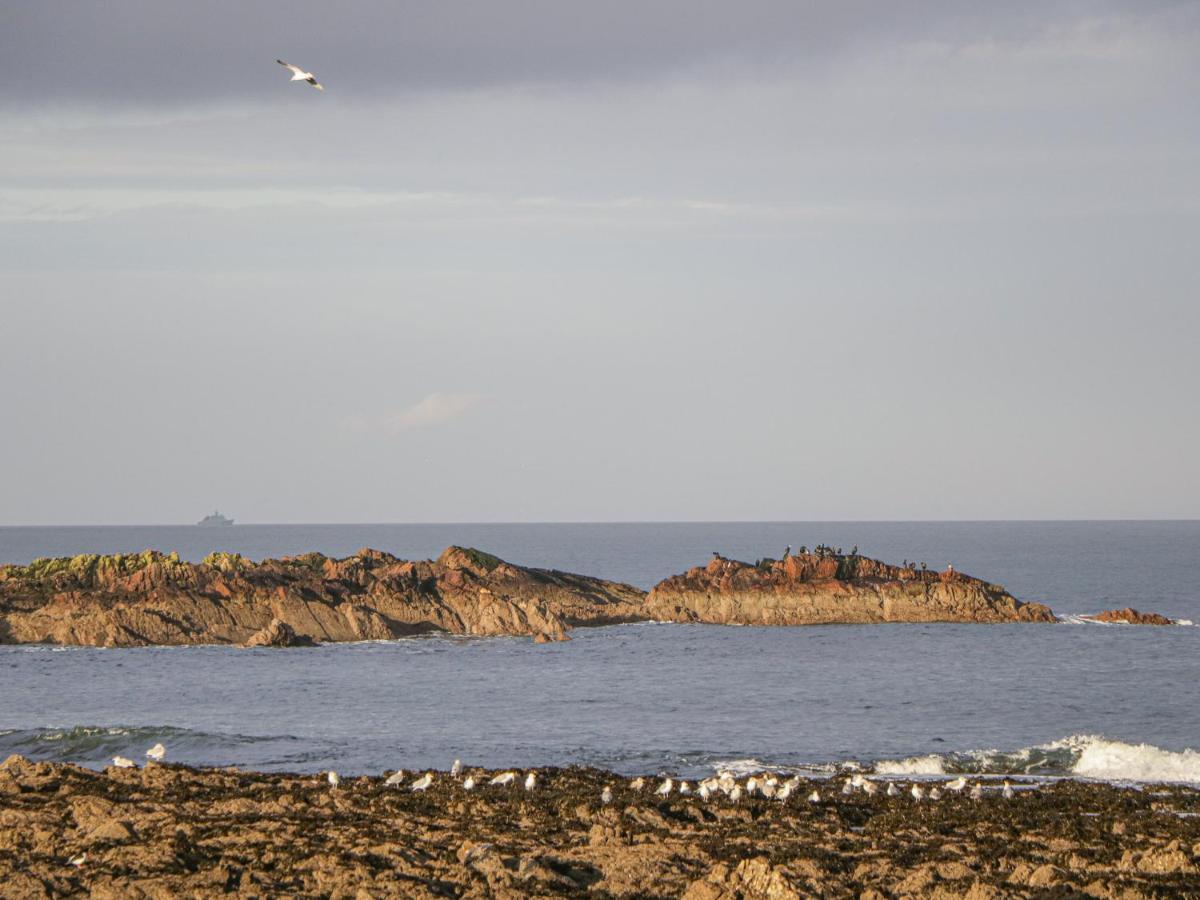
xmin=2 ymin=756 xmax=1198 ymax=898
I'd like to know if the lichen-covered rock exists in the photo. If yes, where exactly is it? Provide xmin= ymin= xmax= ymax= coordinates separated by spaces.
xmin=0 ymin=547 xmax=645 ymax=647
xmin=645 ymin=551 xmax=1055 ymax=626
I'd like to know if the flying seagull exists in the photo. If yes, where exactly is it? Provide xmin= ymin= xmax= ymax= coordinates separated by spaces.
xmin=276 ymin=59 xmax=324 ymax=91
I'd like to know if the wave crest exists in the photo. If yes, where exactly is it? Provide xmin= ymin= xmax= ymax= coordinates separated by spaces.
xmin=870 ymin=735 xmax=1200 ymax=783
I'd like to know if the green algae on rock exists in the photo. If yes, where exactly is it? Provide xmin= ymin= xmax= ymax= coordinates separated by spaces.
xmin=0 ymin=547 xmax=646 ymax=648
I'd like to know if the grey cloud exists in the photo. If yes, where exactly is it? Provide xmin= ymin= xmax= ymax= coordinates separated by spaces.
xmin=2 ymin=0 xmax=1189 ymax=107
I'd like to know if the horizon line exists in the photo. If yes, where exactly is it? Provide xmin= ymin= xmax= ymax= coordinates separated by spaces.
xmin=2 ymin=517 xmax=1198 ymax=529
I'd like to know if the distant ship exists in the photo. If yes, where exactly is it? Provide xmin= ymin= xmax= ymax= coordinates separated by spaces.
xmin=197 ymin=510 xmax=234 ymax=527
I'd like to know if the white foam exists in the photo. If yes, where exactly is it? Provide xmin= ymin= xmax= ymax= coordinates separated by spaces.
xmin=873 ymin=754 xmax=946 ymax=776
xmin=1060 ymin=735 xmax=1200 ymax=784
xmin=713 ymin=758 xmax=770 ymax=776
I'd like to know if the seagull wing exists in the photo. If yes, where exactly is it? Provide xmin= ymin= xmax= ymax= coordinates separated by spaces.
xmin=277 ymin=59 xmax=305 ymax=77
xmin=306 ymin=77 xmax=324 ymax=91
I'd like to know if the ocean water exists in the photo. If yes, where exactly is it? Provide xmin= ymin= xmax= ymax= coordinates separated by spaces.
xmin=2 ymin=521 xmax=1198 ymax=782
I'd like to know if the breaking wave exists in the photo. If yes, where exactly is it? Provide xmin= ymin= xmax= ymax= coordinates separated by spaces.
xmin=868 ymin=735 xmax=1200 ymax=783
xmin=3 ymin=727 xmax=1198 ymax=785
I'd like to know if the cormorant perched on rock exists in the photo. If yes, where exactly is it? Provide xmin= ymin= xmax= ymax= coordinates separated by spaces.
xmin=783 ymin=545 xmax=791 ymax=558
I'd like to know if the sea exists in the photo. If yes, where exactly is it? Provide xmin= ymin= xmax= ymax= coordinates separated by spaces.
xmin=2 ymin=521 xmax=1198 ymax=783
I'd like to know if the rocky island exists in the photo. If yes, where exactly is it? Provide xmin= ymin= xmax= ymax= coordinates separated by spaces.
xmin=645 ymin=549 xmax=1056 ymax=626
xmin=0 ymin=546 xmax=644 ymax=647
xmin=0 ymin=545 xmax=1059 ymax=648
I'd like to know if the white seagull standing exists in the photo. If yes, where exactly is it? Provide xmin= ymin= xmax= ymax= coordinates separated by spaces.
xmin=463 ymin=776 xmax=476 ymax=791
xmin=807 ymin=789 xmax=821 ymax=803
xmin=276 ymin=59 xmax=324 ymax=91
xmin=451 ymin=759 xmax=462 ymax=777
xmin=145 ymin=743 xmax=166 ymax=761
xmin=946 ymin=776 xmax=968 ymax=792
xmin=384 ymin=770 xmax=407 ymax=787
xmin=411 ymin=773 xmax=433 ymax=792
xmin=655 ymin=778 xmax=673 ymax=797
xmin=630 ymin=777 xmax=646 ymax=791
xmin=327 ymin=771 xmax=340 ymax=790
xmin=886 ymin=782 xmax=900 ymax=797
xmin=490 ymin=771 xmax=516 ymax=787
xmin=910 ymin=784 xmax=925 ymax=801
xmin=524 ymin=772 xmax=537 ymax=791
xmin=112 ymin=756 xmax=136 ymax=769
xmin=601 ymin=786 xmax=613 ymax=805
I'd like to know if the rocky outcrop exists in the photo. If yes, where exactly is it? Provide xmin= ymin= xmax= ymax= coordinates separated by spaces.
xmin=1091 ymin=607 xmax=1174 ymax=626
xmin=241 ymin=618 xmax=317 ymax=648
xmin=0 ymin=547 xmax=645 ymax=648
xmin=0 ymin=545 xmax=1058 ymax=646
xmin=645 ymin=551 xmax=1056 ymax=626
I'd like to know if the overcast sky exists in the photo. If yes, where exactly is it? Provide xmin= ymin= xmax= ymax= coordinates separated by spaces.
xmin=1 ymin=1 xmax=1197 ymax=525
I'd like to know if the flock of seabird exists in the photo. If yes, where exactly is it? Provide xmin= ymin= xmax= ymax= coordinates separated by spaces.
xmin=109 ymin=744 xmax=1023 ymax=812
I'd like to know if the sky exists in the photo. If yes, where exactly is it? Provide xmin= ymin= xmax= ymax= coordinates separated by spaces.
xmin=1 ymin=1 xmax=1198 ymax=525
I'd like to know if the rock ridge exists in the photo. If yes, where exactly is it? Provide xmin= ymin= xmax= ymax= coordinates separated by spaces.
xmin=0 ymin=546 xmax=645 ymax=648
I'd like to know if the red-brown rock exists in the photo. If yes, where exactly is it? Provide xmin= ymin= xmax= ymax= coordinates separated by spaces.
xmin=1091 ymin=607 xmax=1173 ymax=626
xmin=0 ymin=547 xmax=644 ymax=647
xmin=645 ymin=552 xmax=1056 ymax=626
